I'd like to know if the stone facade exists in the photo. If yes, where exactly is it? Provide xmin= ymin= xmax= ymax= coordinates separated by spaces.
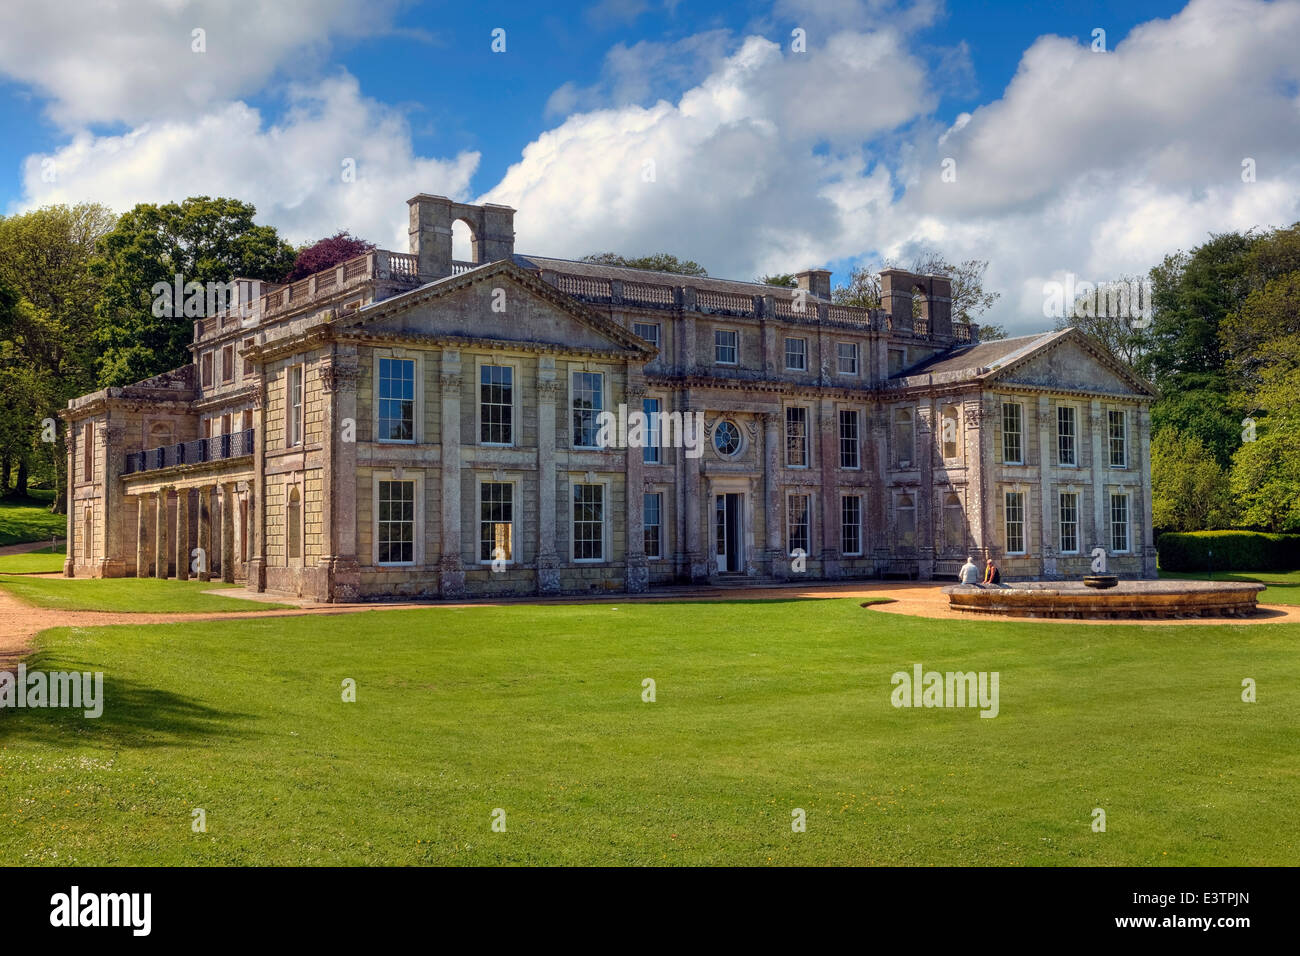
xmin=61 ymin=195 xmax=1159 ymax=601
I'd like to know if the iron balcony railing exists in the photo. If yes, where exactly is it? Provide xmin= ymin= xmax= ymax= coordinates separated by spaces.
xmin=123 ymin=428 xmax=255 ymax=475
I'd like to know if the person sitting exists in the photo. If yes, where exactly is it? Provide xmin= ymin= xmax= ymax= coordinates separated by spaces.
xmin=982 ymin=558 xmax=1002 ymax=586
xmin=959 ymin=555 xmax=980 ymax=586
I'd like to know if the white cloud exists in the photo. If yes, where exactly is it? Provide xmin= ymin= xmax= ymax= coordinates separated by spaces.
xmin=18 ymin=75 xmax=479 ymax=250
xmin=0 ymin=0 xmax=406 ymax=127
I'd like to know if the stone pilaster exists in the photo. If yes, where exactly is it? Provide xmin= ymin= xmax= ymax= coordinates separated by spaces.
xmin=136 ymin=496 xmax=150 ymax=577
xmin=817 ymin=403 xmax=840 ymax=579
xmin=681 ymin=392 xmax=707 ymax=583
xmin=1037 ymin=395 xmax=1055 ymax=579
xmin=221 ymin=482 xmax=236 ymax=584
xmin=624 ymin=379 xmax=649 ymax=593
xmin=63 ymin=424 xmax=76 ymax=577
xmin=174 ymin=487 xmax=190 ymax=581
xmin=915 ymin=403 xmax=934 ymax=580
xmin=248 ymin=385 xmax=267 ymax=592
xmin=98 ymin=423 xmax=128 ymax=577
xmin=438 ymin=356 xmax=465 ymax=598
xmin=154 ymin=489 xmax=169 ymax=579
xmin=536 ymin=370 xmax=562 ymax=594
xmin=321 ymin=353 xmax=362 ymax=602
xmin=1089 ymin=399 xmax=1106 ymax=555
xmin=762 ymin=411 xmax=786 ymax=577
xmin=197 ymin=484 xmax=213 ymax=582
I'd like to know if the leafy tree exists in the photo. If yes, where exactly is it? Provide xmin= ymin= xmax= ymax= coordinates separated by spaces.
xmin=0 ymin=203 xmax=117 ymax=507
xmin=579 ymin=252 xmax=708 ymax=276
xmin=1053 ymin=273 xmax=1150 ymax=367
xmin=285 ymin=230 xmax=375 ymax=282
xmin=758 ymin=273 xmax=797 ymax=287
xmin=1150 ymin=429 xmax=1231 ymax=532
xmin=92 ymin=197 xmax=295 ymax=386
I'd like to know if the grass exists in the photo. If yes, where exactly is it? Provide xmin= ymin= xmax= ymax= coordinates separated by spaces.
xmin=1159 ymin=568 xmax=1300 ymax=605
xmin=0 ymin=490 xmax=65 ymax=546
xmin=0 ymin=575 xmax=293 ymax=613
xmin=0 ymin=544 xmax=66 ymax=574
xmin=1 ymin=598 xmax=1296 ymax=866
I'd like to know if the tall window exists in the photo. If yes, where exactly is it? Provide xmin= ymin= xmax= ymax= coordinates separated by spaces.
xmin=201 ymin=352 xmax=213 ymax=388
xmin=1111 ymin=492 xmax=1130 ymax=553
xmin=784 ymin=337 xmax=807 ymax=371
xmin=377 ymin=480 xmax=414 ymax=565
xmin=222 ymin=344 xmax=234 ymax=382
xmin=643 ymin=398 xmax=661 ymax=464
xmin=836 ymin=342 xmax=859 ymax=375
xmin=841 ymin=495 xmax=862 ymax=556
xmin=941 ymin=406 xmax=960 ymax=460
xmin=573 ymin=483 xmax=604 ymax=561
xmin=243 ymin=339 xmax=255 ymax=379
xmin=378 ymin=358 xmax=414 ymax=442
xmin=287 ymin=486 xmax=302 ymax=561
xmin=288 ymin=365 xmax=304 ymax=447
xmin=1057 ymin=406 xmax=1077 ymax=465
xmin=714 ymin=329 xmax=738 ymax=365
xmin=479 ymin=365 xmax=513 ymax=445
xmin=787 ymin=493 xmax=811 ymax=555
xmin=1108 ymin=410 xmax=1127 ymax=467
xmin=896 ymin=493 xmax=916 ymax=549
xmin=785 ymin=407 xmax=809 ymax=467
xmin=571 ymin=371 xmax=604 ymax=448
xmin=479 ymin=481 xmax=514 ymax=563
xmin=633 ymin=322 xmax=660 ymax=350
xmin=893 ymin=407 xmax=914 ymax=467
xmin=943 ymin=493 xmax=965 ymax=553
xmin=839 ymin=409 xmax=860 ymax=469
xmin=1002 ymin=402 xmax=1023 ymax=464
xmin=1059 ymin=491 xmax=1079 ymax=553
xmin=1005 ymin=490 xmax=1026 ymax=554
xmin=644 ymin=492 xmax=663 ymax=559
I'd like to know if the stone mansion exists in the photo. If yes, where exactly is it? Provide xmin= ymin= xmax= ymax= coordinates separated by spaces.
xmin=62 ymin=195 xmax=1158 ymax=601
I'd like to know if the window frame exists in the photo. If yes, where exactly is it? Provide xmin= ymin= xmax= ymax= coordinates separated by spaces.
xmin=373 ymin=474 xmax=420 ymax=567
xmin=633 ymin=321 xmax=661 ymax=352
xmin=1059 ymin=491 xmax=1080 ymax=554
xmin=714 ymin=328 xmax=739 ymax=366
xmin=787 ymin=492 xmax=812 ymax=557
xmin=570 ymin=369 xmax=606 ymax=450
xmin=1110 ymin=491 xmax=1131 ymax=553
xmin=477 ymin=360 xmax=516 ymax=447
xmin=1057 ymin=404 xmax=1078 ymax=466
xmin=287 ymin=364 xmax=304 ymax=448
xmin=1004 ymin=489 xmax=1027 ymax=555
xmin=477 ymin=478 xmax=517 ymax=566
xmin=836 ymin=341 xmax=860 ymax=376
xmin=784 ymin=336 xmax=808 ymax=371
xmin=841 ymin=493 xmax=863 ymax=557
xmin=838 ymin=408 xmax=860 ymax=469
xmin=1108 ymin=409 xmax=1128 ymax=468
xmin=571 ymin=478 xmax=609 ymax=563
xmin=376 ymin=356 xmax=416 ymax=445
xmin=644 ymin=491 xmax=664 ymax=560
xmin=1002 ymin=401 xmax=1024 ymax=465
xmin=785 ymin=405 xmax=810 ymax=468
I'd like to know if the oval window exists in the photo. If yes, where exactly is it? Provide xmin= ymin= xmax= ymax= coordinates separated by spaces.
xmin=714 ymin=420 xmax=742 ymax=457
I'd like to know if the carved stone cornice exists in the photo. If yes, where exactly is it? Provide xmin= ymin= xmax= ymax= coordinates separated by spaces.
xmin=321 ymin=363 xmax=362 ymax=394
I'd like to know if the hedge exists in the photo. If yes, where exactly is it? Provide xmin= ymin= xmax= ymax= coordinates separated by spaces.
xmin=1157 ymin=531 xmax=1300 ymax=572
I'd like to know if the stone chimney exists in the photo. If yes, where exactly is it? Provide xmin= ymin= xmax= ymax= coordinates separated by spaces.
xmin=878 ymin=268 xmax=915 ymax=332
xmin=407 ymin=195 xmax=517 ymax=281
xmin=795 ymin=269 xmax=831 ymax=300
xmin=921 ymin=274 xmax=953 ymax=338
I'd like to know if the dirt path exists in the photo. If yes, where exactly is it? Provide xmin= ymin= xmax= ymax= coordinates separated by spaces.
xmin=0 ymin=538 xmax=64 ymax=557
xmin=1 ymin=579 xmax=1296 ymax=671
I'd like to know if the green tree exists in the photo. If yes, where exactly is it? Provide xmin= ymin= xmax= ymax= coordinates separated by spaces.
xmin=758 ymin=273 xmax=797 ymax=287
xmin=1150 ymin=429 xmax=1231 ymax=532
xmin=0 ymin=203 xmax=117 ymax=506
xmin=579 ymin=252 xmax=708 ymax=276
xmin=832 ymin=251 xmax=1005 ymax=339
xmin=92 ymin=197 xmax=295 ymax=386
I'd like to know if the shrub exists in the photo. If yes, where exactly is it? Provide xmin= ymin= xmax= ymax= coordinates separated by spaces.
xmin=1157 ymin=530 xmax=1300 ymax=572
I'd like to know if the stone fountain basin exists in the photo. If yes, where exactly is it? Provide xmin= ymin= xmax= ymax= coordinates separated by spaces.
xmin=943 ymin=579 xmax=1266 ymax=619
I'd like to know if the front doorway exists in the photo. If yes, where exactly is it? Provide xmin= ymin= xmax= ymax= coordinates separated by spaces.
xmin=714 ymin=493 xmax=744 ymax=573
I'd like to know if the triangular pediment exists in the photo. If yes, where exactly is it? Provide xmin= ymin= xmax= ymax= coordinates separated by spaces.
xmin=346 ymin=261 xmax=654 ymax=357
xmin=988 ymin=329 xmax=1156 ymax=398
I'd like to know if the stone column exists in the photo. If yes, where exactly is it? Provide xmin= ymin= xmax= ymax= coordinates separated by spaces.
xmin=99 ymin=423 xmax=128 ymax=577
xmin=174 ymin=487 xmax=190 ymax=581
xmin=963 ymin=398 xmax=987 ymax=558
xmin=63 ymin=418 xmax=76 ymax=577
xmin=817 ymin=402 xmax=840 ymax=579
xmin=536 ymin=370 xmax=562 ymax=594
xmin=762 ymin=411 xmax=784 ymax=578
xmin=869 ymin=413 xmax=890 ymax=574
xmin=248 ymin=385 xmax=267 ymax=592
xmin=221 ymin=482 xmax=236 ymax=583
xmin=321 ymin=354 xmax=362 ymax=601
xmin=624 ymin=380 xmax=649 ymax=592
xmin=438 ymin=356 xmax=465 ymax=598
xmin=136 ymin=496 xmax=150 ymax=577
xmin=915 ymin=403 xmax=935 ymax=579
xmin=1089 ymin=399 xmax=1106 ymax=555
xmin=1037 ymin=395 xmax=1055 ymax=579
xmin=154 ymin=488 xmax=170 ymax=579
xmin=681 ymin=391 xmax=707 ymax=583
xmin=197 ymin=484 xmax=212 ymax=581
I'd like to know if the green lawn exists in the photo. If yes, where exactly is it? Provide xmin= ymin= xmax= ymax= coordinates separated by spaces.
xmin=0 ymin=575 xmax=293 ymax=613
xmin=1159 ymin=568 xmax=1300 ymax=605
xmin=0 ymin=544 xmax=66 ymax=574
xmin=1 ymin=599 xmax=1296 ymax=866
xmin=0 ymin=491 xmax=65 ymax=546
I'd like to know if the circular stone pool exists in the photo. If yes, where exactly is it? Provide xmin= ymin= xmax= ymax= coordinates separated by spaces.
xmin=942 ymin=580 xmax=1266 ymax=620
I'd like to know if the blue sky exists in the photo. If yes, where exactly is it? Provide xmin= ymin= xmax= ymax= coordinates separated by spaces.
xmin=2 ymin=0 xmax=1298 ymax=333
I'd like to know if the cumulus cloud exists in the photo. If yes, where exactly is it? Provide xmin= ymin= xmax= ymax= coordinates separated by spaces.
xmin=19 ymin=74 xmax=479 ymax=250
xmin=0 ymin=0 xmax=407 ymax=127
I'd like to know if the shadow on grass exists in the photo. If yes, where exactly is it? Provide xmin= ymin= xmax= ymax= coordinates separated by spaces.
xmin=0 ymin=653 xmax=255 ymax=751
